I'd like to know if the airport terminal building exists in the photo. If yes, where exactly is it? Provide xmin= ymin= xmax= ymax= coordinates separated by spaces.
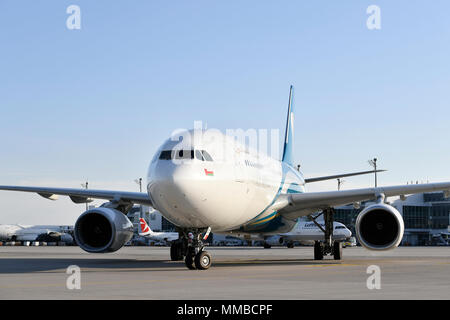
xmin=334 ymin=191 xmax=450 ymax=246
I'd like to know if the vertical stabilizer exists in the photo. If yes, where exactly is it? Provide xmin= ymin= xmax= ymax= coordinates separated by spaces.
xmin=139 ymin=218 xmax=152 ymax=236
xmin=282 ymin=85 xmax=295 ymax=166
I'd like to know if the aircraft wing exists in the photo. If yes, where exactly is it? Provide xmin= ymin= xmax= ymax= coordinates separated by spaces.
xmin=280 ymin=182 xmax=450 ymax=219
xmin=0 ymin=185 xmax=153 ymax=206
xmin=304 ymin=170 xmax=386 ymax=183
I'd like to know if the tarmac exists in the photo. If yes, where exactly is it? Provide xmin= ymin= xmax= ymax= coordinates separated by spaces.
xmin=0 ymin=246 xmax=449 ymax=299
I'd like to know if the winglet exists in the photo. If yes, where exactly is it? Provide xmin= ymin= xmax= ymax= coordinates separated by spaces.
xmin=138 ymin=218 xmax=152 ymax=236
xmin=282 ymin=85 xmax=295 ymax=166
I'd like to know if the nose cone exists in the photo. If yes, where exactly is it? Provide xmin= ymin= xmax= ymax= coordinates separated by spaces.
xmin=148 ymin=161 xmax=210 ymax=228
xmin=150 ymin=161 xmax=198 ymax=196
xmin=345 ymin=228 xmax=352 ymax=238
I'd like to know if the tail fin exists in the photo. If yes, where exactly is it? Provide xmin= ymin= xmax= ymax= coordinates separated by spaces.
xmin=139 ymin=217 xmax=152 ymax=236
xmin=282 ymin=85 xmax=295 ymax=166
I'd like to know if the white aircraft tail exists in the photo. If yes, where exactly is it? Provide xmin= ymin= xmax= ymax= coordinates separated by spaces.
xmin=138 ymin=218 xmax=153 ymax=237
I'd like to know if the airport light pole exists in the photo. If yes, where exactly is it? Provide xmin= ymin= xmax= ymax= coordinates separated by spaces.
xmin=368 ymin=158 xmax=378 ymax=187
xmin=80 ymin=181 xmax=88 ymax=211
xmin=337 ymin=178 xmax=345 ymax=191
xmin=134 ymin=178 xmax=143 ymax=220
xmin=134 ymin=178 xmax=142 ymax=193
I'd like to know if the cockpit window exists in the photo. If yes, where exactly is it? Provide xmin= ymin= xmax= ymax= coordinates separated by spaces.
xmin=335 ymin=226 xmax=346 ymax=229
xmin=175 ymin=150 xmax=195 ymax=159
xmin=202 ymin=150 xmax=213 ymax=161
xmin=159 ymin=150 xmax=172 ymax=160
xmin=195 ymin=150 xmax=204 ymax=161
xmin=159 ymin=149 xmax=212 ymax=161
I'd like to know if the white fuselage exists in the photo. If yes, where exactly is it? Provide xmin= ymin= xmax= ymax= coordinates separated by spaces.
xmin=232 ymin=221 xmax=352 ymax=245
xmin=279 ymin=221 xmax=351 ymax=241
xmin=0 ymin=224 xmax=73 ymax=242
xmin=145 ymin=231 xmax=179 ymax=243
xmin=147 ymin=129 xmax=305 ymax=234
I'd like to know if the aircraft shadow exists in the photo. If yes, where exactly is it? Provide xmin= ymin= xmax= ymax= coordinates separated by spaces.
xmin=0 ymin=257 xmax=342 ymax=274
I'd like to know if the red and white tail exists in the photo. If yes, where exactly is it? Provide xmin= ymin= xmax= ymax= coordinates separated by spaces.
xmin=139 ymin=218 xmax=152 ymax=236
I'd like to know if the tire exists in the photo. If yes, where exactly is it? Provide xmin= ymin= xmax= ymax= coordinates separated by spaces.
xmin=171 ymin=242 xmax=185 ymax=261
xmin=314 ymin=241 xmax=323 ymax=260
xmin=184 ymin=251 xmax=196 ymax=270
xmin=263 ymin=243 xmax=271 ymax=249
xmin=287 ymin=242 xmax=294 ymax=249
xmin=170 ymin=243 xmax=178 ymax=261
xmin=194 ymin=251 xmax=212 ymax=270
xmin=333 ymin=241 xmax=342 ymax=260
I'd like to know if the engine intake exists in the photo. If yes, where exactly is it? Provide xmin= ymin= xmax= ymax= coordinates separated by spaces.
xmin=355 ymin=203 xmax=404 ymax=250
xmin=74 ymin=207 xmax=134 ymax=253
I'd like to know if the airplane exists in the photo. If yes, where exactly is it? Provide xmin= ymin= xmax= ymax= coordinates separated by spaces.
xmin=138 ymin=217 xmax=179 ymax=246
xmin=255 ymin=220 xmax=352 ymax=249
xmin=0 ymin=224 xmax=73 ymax=243
xmin=1 ymin=85 xmax=450 ymax=270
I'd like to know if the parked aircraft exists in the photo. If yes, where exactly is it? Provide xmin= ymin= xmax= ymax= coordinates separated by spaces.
xmin=258 ymin=221 xmax=351 ymax=249
xmin=0 ymin=224 xmax=73 ymax=243
xmin=138 ymin=217 xmax=178 ymax=243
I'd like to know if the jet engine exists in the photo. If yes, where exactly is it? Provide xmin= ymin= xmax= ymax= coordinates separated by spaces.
xmin=264 ymin=235 xmax=283 ymax=246
xmin=74 ymin=207 xmax=134 ymax=253
xmin=355 ymin=203 xmax=404 ymax=250
xmin=36 ymin=232 xmax=73 ymax=244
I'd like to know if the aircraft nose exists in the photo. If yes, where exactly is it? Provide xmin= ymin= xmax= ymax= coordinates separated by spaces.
xmin=149 ymin=163 xmax=198 ymax=208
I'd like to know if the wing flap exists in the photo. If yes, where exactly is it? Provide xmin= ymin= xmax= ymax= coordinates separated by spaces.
xmin=38 ymin=193 xmax=59 ymax=201
xmin=69 ymin=195 xmax=94 ymax=204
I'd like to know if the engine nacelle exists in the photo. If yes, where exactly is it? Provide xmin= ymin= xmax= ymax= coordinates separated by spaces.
xmin=264 ymin=236 xmax=285 ymax=246
xmin=355 ymin=203 xmax=404 ymax=250
xmin=74 ymin=207 xmax=134 ymax=253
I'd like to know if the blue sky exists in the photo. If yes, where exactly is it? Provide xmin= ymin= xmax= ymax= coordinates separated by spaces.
xmin=0 ymin=1 xmax=449 ymax=224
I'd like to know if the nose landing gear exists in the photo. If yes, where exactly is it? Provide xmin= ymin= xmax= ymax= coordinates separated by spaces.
xmin=172 ymin=229 xmax=212 ymax=270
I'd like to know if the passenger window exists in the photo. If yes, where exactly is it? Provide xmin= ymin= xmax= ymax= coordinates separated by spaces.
xmin=202 ymin=150 xmax=213 ymax=161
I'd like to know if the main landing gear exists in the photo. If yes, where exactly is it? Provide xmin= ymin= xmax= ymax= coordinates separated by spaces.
xmin=311 ymin=208 xmax=343 ymax=261
xmin=170 ymin=229 xmax=212 ymax=270
xmin=314 ymin=240 xmax=342 ymax=260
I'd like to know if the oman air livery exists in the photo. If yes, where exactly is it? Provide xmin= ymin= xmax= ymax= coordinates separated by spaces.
xmin=2 ymin=86 xmax=450 ymax=270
